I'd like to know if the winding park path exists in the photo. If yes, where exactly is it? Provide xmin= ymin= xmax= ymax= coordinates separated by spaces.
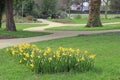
xmin=0 ymin=19 xmax=120 ymax=49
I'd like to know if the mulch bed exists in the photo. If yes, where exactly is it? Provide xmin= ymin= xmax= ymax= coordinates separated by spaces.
xmin=0 ymin=36 xmax=16 ymax=39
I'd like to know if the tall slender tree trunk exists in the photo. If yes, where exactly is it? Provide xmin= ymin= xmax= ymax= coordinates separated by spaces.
xmin=5 ymin=0 xmax=16 ymax=31
xmin=0 ymin=12 xmax=2 ymax=28
xmin=105 ymin=4 xmax=108 ymax=19
xmin=104 ymin=0 xmax=109 ymax=19
xmin=68 ymin=0 xmax=71 ymax=19
xmin=0 ymin=0 xmax=5 ymax=28
xmin=86 ymin=0 xmax=102 ymax=27
xmin=0 ymin=2 xmax=2 ymax=28
xmin=81 ymin=0 xmax=84 ymax=12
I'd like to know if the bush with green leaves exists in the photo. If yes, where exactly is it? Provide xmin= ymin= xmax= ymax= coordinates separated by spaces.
xmin=57 ymin=10 xmax=68 ymax=18
xmin=41 ymin=0 xmax=57 ymax=15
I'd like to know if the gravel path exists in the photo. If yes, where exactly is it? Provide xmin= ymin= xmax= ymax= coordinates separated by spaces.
xmin=0 ymin=19 xmax=120 ymax=49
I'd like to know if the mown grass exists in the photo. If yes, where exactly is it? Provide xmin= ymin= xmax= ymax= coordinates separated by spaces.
xmin=48 ymin=14 xmax=120 ymax=24
xmin=0 ymin=23 xmax=51 ymax=38
xmin=49 ymin=17 xmax=120 ymax=24
xmin=46 ymin=24 xmax=120 ymax=31
xmin=0 ymin=32 xmax=120 ymax=80
xmin=72 ymin=18 xmax=120 ymax=24
xmin=2 ymin=23 xmax=48 ymax=30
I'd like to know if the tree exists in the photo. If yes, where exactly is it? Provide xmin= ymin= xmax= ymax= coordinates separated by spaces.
xmin=1 ymin=0 xmax=32 ymax=31
xmin=86 ymin=0 xmax=102 ymax=27
xmin=41 ymin=0 xmax=57 ymax=15
xmin=5 ymin=0 xmax=16 ymax=31
xmin=0 ymin=0 xmax=5 ymax=28
xmin=103 ymin=0 xmax=110 ymax=19
xmin=110 ymin=0 xmax=120 ymax=12
xmin=67 ymin=0 xmax=71 ymax=18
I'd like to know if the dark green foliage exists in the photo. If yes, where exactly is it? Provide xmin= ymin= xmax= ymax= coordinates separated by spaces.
xmin=110 ymin=0 xmax=120 ymax=11
xmin=41 ymin=0 xmax=57 ymax=15
xmin=14 ymin=0 xmax=34 ymax=17
xmin=24 ymin=1 xmax=34 ymax=16
xmin=32 ymin=4 xmax=41 ymax=18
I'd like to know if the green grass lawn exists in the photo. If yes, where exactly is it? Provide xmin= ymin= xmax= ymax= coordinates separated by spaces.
xmin=49 ymin=18 xmax=120 ymax=24
xmin=48 ymin=14 xmax=120 ymax=24
xmin=72 ymin=14 xmax=120 ymax=24
xmin=72 ymin=18 xmax=120 ymax=24
xmin=0 ymin=33 xmax=120 ymax=80
xmin=0 ymin=23 xmax=51 ymax=38
xmin=46 ymin=24 xmax=120 ymax=31
xmin=2 ymin=23 xmax=48 ymax=30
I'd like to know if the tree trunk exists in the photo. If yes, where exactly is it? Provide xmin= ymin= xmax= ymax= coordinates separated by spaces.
xmin=105 ymin=4 xmax=108 ymax=19
xmin=81 ymin=0 xmax=84 ymax=12
xmin=104 ymin=0 xmax=109 ymax=19
xmin=0 ymin=1 xmax=5 ymax=28
xmin=86 ymin=0 xmax=102 ymax=27
xmin=5 ymin=0 xmax=16 ymax=31
xmin=0 ymin=12 xmax=2 ymax=28
xmin=0 ymin=2 xmax=2 ymax=28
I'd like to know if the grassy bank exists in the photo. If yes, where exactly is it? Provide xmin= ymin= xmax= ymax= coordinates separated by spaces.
xmin=0 ymin=33 xmax=120 ymax=80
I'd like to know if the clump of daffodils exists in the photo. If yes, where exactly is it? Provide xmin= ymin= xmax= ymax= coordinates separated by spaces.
xmin=6 ymin=43 xmax=96 ymax=73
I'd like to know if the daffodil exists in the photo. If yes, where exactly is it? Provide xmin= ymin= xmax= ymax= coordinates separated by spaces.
xmin=6 ymin=48 xmax=9 ymax=52
xmin=76 ymin=49 xmax=80 ymax=53
xmin=23 ymin=58 xmax=27 ymax=61
xmin=19 ymin=53 xmax=22 ymax=56
xmin=39 ymin=50 xmax=42 ymax=53
xmin=19 ymin=48 xmax=23 ymax=53
xmin=63 ymin=53 xmax=67 ymax=56
xmin=12 ymin=51 xmax=15 ymax=56
xmin=43 ymin=52 xmax=47 ymax=56
xmin=37 ymin=56 xmax=40 ymax=59
xmin=69 ymin=48 xmax=75 ymax=53
xmin=89 ymin=55 xmax=96 ymax=59
xmin=84 ymin=50 xmax=88 ymax=54
xmin=30 ymin=63 xmax=34 ymax=68
xmin=31 ymin=51 xmax=35 ymax=58
xmin=47 ymin=47 xmax=51 ymax=53
xmin=30 ymin=59 xmax=34 ymax=63
xmin=80 ymin=56 xmax=85 ymax=61
xmin=77 ymin=59 xmax=80 ymax=62
xmin=30 ymin=54 xmax=34 ymax=58
xmin=19 ymin=60 xmax=22 ymax=63
xmin=56 ymin=51 xmax=60 ymax=55
xmin=48 ymin=57 xmax=52 ymax=61
xmin=25 ymin=53 xmax=30 ymax=58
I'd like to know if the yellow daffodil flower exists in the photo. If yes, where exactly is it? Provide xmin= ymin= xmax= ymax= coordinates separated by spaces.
xmin=89 ymin=55 xmax=96 ymax=59
xmin=30 ymin=63 xmax=34 ymax=68
xmin=37 ymin=56 xmax=40 ymax=59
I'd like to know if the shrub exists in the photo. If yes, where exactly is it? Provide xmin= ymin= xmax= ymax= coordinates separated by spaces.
xmin=52 ymin=18 xmax=72 ymax=24
xmin=74 ymin=15 xmax=82 ymax=20
xmin=2 ymin=14 xmax=6 ymax=22
xmin=6 ymin=43 xmax=96 ymax=73
xmin=41 ymin=0 xmax=57 ymax=16
xmin=26 ymin=15 xmax=33 ymax=21
xmin=57 ymin=11 xmax=67 ymax=18
xmin=114 ymin=16 xmax=120 ymax=19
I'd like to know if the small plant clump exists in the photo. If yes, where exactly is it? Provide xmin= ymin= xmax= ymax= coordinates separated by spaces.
xmin=74 ymin=15 xmax=82 ymax=20
xmin=6 ymin=43 xmax=96 ymax=73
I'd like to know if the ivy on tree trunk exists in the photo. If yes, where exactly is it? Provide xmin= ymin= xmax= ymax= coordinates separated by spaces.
xmin=5 ymin=0 xmax=16 ymax=31
xmin=86 ymin=0 xmax=102 ymax=27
